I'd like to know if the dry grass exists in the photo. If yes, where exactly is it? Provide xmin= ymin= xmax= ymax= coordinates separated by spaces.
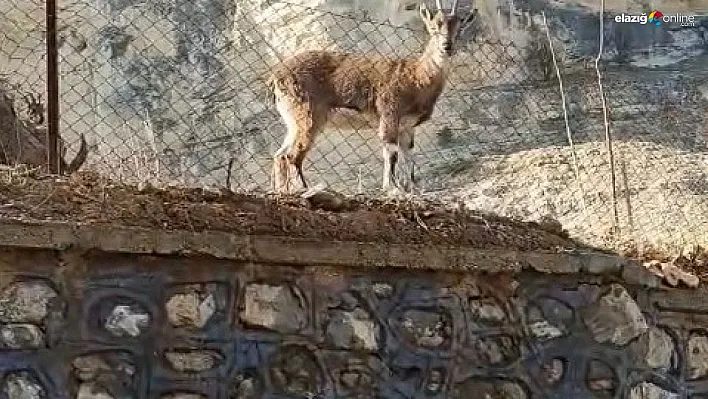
xmin=431 ymin=140 xmax=708 ymax=259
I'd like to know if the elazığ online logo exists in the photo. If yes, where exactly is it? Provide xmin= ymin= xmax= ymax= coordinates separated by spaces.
xmin=615 ymin=10 xmax=695 ymax=26
xmin=648 ymin=10 xmax=663 ymax=25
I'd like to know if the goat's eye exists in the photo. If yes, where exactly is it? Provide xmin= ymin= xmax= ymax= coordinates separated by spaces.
xmin=437 ymin=20 xmax=444 ymax=29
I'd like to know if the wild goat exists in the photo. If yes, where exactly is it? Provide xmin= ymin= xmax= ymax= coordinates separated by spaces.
xmin=267 ymin=0 xmax=477 ymax=194
xmin=0 ymin=89 xmax=88 ymax=174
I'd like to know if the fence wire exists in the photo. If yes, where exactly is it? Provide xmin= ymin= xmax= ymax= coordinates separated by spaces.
xmin=1 ymin=0 xmax=707 ymax=254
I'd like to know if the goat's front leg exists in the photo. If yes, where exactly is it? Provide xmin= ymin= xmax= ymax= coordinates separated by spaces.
xmin=396 ymin=128 xmax=416 ymax=192
xmin=378 ymin=111 xmax=401 ymax=192
xmin=382 ymin=143 xmax=399 ymax=191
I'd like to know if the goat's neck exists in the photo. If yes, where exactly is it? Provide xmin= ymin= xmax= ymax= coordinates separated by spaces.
xmin=416 ymin=39 xmax=449 ymax=83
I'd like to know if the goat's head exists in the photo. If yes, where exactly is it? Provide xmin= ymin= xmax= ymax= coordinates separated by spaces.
xmin=419 ymin=0 xmax=477 ymax=57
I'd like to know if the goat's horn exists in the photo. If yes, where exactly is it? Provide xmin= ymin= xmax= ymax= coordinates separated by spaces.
xmin=435 ymin=0 xmax=443 ymax=11
xmin=451 ymin=0 xmax=459 ymax=14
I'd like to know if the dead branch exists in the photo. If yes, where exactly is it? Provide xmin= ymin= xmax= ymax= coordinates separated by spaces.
xmin=594 ymin=0 xmax=620 ymax=231
xmin=540 ymin=11 xmax=587 ymax=215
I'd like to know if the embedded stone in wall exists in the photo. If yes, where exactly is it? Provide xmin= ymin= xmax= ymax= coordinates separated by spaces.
xmin=0 ymin=323 xmax=45 ymax=349
xmin=72 ymin=352 xmax=136 ymax=398
xmin=0 ymin=280 xmax=59 ymax=324
xmin=372 ymin=283 xmax=393 ymax=299
xmin=586 ymin=359 xmax=618 ymax=395
xmin=451 ymin=378 xmax=527 ymax=398
xmin=166 ymin=291 xmax=215 ymax=329
xmin=583 ymin=284 xmax=648 ymax=346
xmin=164 ymin=350 xmax=223 ymax=373
xmin=469 ymin=298 xmax=507 ymax=326
xmin=325 ymin=308 xmax=380 ymax=351
xmin=631 ymin=327 xmax=677 ymax=370
xmin=104 ymin=304 xmax=151 ymax=337
xmin=539 ymin=358 xmax=565 ymax=387
xmin=337 ymin=365 xmax=376 ymax=396
xmin=330 ymin=356 xmax=389 ymax=398
xmin=629 ymin=382 xmax=679 ymax=399
xmin=424 ymin=369 xmax=446 ymax=395
xmin=465 ymin=335 xmax=520 ymax=366
xmin=228 ymin=371 xmax=263 ymax=399
xmin=525 ymin=297 xmax=573 ymax=341
xmin=2 ymin=371 xmax=46 ymax=399
xmin=687 ymin=331 xmax=708 ymax=380
xmin=269 ymin=345 xmax=322 ymax=398
xmin=166 ymin=283 xmax=223 ymax=330
xmin=76 ymin=383 xmax=116 ymax=399
xmin=160 ymin=394 xmax=206 ymax=399
xmin=239 ymin=283 xmax=307 ymax=334
xmin=396 ymin=309 xmax=453 ymax=349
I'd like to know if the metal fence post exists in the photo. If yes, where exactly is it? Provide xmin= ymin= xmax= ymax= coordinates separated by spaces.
xmin=46 ymin=0 xmax=60 ymax=173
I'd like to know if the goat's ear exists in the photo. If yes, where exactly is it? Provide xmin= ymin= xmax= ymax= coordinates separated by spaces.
xmin=419 ymin=3 xmax=434 ymax=23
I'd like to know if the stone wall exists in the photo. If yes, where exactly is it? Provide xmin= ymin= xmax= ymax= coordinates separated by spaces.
xmin=0 ymin=219 xmax=705 ymax=398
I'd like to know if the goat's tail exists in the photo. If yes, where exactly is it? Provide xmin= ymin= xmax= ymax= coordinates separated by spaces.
xmin=62 ymin=133 xmax=88 ymax=174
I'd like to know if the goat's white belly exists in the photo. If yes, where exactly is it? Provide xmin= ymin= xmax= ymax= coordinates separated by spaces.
xmin=324 ymin=109 xmax=419 ymax=132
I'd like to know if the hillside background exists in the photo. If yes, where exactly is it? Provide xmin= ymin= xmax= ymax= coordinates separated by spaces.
xmin=1 ymin=0 xmax=707 ymax=252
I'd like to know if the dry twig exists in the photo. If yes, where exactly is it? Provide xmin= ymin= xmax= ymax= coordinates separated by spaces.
xmin=541 ymin=12 xmax=587 ymax=214
xmin=594 ymin=0 xmax=620 ymax=230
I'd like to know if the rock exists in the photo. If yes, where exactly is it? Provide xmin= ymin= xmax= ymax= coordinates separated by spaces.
xmin=166 ymin=290 xmax=216 ymax=329
xmin=622 ymin=261 xmax=662 ymax=288
xmin=73 ymin=356 xmax=111 ymax=381
xmin=229 ymin=373 xmax=263 ymax=399
xmin=0 ymin=324 xmax=45 ymax=349
xmin=631 ymin=327 xmax=675 ymax=370
xmin=528 ymin=320 xmax=565 ymax=341
xmin=687 ymin=332 xmax=708 ymax=380
xmin=629 ymin=382 xmax=679 ymax=399
xmin=469 ymin=299 xmax=507 ymax=325
xmin=424 ymin=369 xmax=445 ymax=395
xmin=104 ymin=305 xmax=150 ymax=337
xmin=451 ymin=378 xmax=527 ymax=398
xmin=239 ymin=283 xmax=307 ymax=334
xmin=160 ymin=394 xmax=206 ymax=399
xmin=269 ymin=346 xmax=320 ymax=398
xmin=540 ymin=358 xmax=564 ymax=386
xmin=397 ymin=309 xmax=452 ymax=349
xmin=467 ymin=335 xmax=519 ymax=366
xmin=526 ymin=299 xmax=570 ymax=341
xmin=301 ymin=185 xmax=351 ymax=212
xmin=586 ymin=360 xmax=617 ymax=394
xmin=2 ymin=372 xmax=45 ymax=399
xmin=338 ymin=367 xmax=375 ymax=395
xmin=659 ymin=263 xmax=700 ymax=288
xmin=72 ymin=353 xmax=135 ymax=399
xmin=164 ymin=350 xmax=223 ymax=373
xmin=582 ymin=253 xmax=624 ymax=275
xmin=583 ymin=284 xmax=648 ymax=346
xmin=71 ymin=352 xmax=136 ymax=382
xmin=76 ymin=383 xmax=115 ymax=399
xmin=0 ymin=281 xmax=58 ymax=324
xmin=372 ymin=283 xmax=393 ymax=298
xmin=325 ymin=308 xmax=380 ymax=351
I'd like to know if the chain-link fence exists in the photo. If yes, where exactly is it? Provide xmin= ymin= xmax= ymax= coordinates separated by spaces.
xmin=1 ymin=0 xmax=707 ymax=254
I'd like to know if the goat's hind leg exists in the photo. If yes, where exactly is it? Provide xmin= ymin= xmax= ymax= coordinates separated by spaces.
xmin=272 ymin=97 xmax=298 ymax=194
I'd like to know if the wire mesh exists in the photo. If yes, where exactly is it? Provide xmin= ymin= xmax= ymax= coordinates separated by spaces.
xmin=0 ymin=0 xmax=707 ymax=254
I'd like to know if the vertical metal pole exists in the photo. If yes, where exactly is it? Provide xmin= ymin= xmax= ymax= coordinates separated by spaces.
xmin=46 ymin=0 xmax=60 ymax=173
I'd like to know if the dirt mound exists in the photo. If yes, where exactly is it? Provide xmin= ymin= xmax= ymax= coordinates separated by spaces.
xmin=0 ymin=171 xmax=581 ymax=252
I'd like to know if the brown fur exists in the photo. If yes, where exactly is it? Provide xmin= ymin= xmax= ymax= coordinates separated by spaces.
xmin=267 ymin=3 xmax=476 ymax=194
